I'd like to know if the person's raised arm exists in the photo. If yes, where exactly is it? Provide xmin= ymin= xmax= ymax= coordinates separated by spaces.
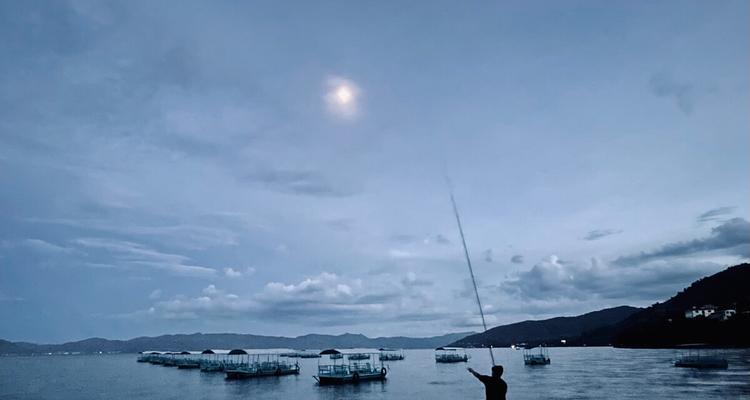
xmin=467 ymin=367 xmax=484 ymax=381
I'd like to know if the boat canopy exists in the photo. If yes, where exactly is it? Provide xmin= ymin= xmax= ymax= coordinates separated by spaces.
xmin=435 ymin=347 xmax=464 ymax=351
xmin=228 ymin=349 xmax=248 ymax=355
xmin=378 ymin=348 xmax=396 ymax=351
xmin=319 ymin=349 xmax=341 ymax=355
xmin=201 ymin=349 xmax=229 ymax=355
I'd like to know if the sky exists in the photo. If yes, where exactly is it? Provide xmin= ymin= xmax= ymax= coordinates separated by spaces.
xmin=0 ymin=0 xmax=748 ymax=343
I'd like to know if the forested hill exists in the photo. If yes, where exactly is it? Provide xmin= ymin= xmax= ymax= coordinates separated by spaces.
xmin=449 ymin=306 xmax=641 ymax=348
xmin=0 ymin=332 xmax=472 ymax=355
xmin=611 ymin=263 xmax=750 ymax=347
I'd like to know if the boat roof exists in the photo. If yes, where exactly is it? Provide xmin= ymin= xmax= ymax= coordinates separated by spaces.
xmin=320 ymin=349 xmax=341 ymax=355
xmin=201 ymin=349 xmax=230 ymax=354
xmin=435 ymin=347 xmax=464 ymax=351
xmin=675 ymin=343 xmax=716 ymax=348
xmin=378 ymin=348 xmax=399 ymax=351
xmin=228 ymin=349 xmax=249 ymax=355
xmin=140 ymin=350 xmax=163 ymax=354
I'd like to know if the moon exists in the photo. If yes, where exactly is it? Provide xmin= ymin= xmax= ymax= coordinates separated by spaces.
xmin=325 ymin=77 xmax=360 ymax=119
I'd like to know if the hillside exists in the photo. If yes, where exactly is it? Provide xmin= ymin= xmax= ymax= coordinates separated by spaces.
xmin=450 ymin=306 xmax=641 ymax=348
xmin=610 ymin=263 xmax=750 ymax=347
xmin=0 ymin=332 xmax=472 ymax=355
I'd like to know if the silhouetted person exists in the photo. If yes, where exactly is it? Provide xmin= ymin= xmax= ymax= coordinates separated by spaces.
xmin=468 ymin=366 xmax=507 ymax=400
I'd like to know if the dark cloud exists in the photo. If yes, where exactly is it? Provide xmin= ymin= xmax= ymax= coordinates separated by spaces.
xmin=482 ymin=249 xmax=493 ymax=263
xmin=389 ymin=234 xmax=418 ymax=244
xmin=510 ymin=254 xmax=524 ymax=264
xmin=697 ymin=206 xmax=736 ymax=223
xmin=583 ymin=229 xmax=623 ymax=241
xmin=502 ymin=255 xmax=725 ymax=303
xmin=432 ymin=234 xmax=451 ymax=245
xmin=613 ymin=218 xmax=750 ymax=266
xmin=649 ymin=73 xmax=695 ymax=115
xmin=243 ymin=169 xmax=352 ymax=197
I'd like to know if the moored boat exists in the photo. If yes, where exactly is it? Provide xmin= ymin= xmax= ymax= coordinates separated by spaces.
xmin=314 ymin=349 xmax=387 ymax=385
xmin=224 ymin=350 xmax=300 ymax=380
xmin=435 ymin=347 xmax=469 ymax=363
xmin=378 ymin=348 xmax=405 ymax=361
xmin=523 ymin=346 xmax=551 ymax=365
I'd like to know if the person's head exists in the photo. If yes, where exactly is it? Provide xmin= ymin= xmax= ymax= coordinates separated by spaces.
xmin=492 ymin=365 xmax=503 ymax=378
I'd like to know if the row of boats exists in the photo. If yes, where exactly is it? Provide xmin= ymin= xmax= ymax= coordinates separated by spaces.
xmin=434 ymin=346 xmax=551 ymax=365
xmin=137 ymin=348 xmax=407 ymax=384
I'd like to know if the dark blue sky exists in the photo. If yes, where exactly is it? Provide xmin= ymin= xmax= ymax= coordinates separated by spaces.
xmin=0 ymin=0 xmax=748 ymax=343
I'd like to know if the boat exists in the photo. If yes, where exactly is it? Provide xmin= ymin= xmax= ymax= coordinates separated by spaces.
xmin=314 ymin=349 xmax=387 ymax=385
xmin=523 ymin=346 xmax=551 ymax=365
xmin=162 ymin=352 xmax=179 ymax=367
xmin=224 ymin=350 xmax=300 ymax=380
xmin=137 ymin=351 xmax=162 ymax=363
xmin=199 ymin=349 xmax=229 ymax=372
xmin=175 ymin=351 xmax=201 ymax=369
xmin=378 ymin=348 xmax=405 ymax=361
xmin=674 ymin=345 xmax=728 ymax=369
xmin=435 ymin=347 xmax=469 ymax=363
xmin=281 ymin=350 xmax=322 ymax=358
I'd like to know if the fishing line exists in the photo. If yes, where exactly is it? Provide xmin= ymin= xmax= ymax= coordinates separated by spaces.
xmin=446 ymin=177 xmax=495 ymax=366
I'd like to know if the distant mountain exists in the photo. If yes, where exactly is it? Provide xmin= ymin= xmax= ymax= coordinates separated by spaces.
xmin=0 ymin=332 xmax=473 ymax=355
xmin=609 ymin=263 xmax=750 ymax=348
xmin=449 ymin=306 xmax=641 ymax=348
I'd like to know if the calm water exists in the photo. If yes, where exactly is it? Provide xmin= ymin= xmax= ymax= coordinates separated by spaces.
xmin=1 ymin=348 xmax=749 ymax=399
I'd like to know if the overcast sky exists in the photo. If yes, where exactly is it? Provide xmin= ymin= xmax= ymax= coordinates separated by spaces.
xmin=1 ymin=0 xmax=748 ymax=343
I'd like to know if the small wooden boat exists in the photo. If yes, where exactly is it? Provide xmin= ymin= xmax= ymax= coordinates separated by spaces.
xmin=523 ymin=346 xmax=550 ymax=365
xmin=378 ymin=348 xmax=405 ymax=361
xmin=314 ymin=349 xmax=387 ymax=385
xmin=435 ymin=347 xmax=469 ymax=363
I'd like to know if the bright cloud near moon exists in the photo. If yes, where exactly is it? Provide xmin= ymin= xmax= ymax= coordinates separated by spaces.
xmin=325 ymin=76 xmax=360 ymax=119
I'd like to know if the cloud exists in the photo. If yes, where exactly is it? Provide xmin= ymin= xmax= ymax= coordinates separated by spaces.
xmin=583 ymin=229 xmax=623 ymax=241
xmin=613 ymin=218 xmax=750 ymax=266
xmin=510 ymin=254 xmax=524 ymax=264
xmin=74 ymin=237 xmax=218 ymax=277
xmin=697 ymin=206 xmax=736 ymax=223
xmin=424 ymin=234 xmax=451 ymax=245
xmin=129 ymin=272 xmax=442 ymax=325
xmin=482 ymin=249 xmax=493 ymax=263
xmin=243 ymin=168 xmax=351 ymax=197
xmin=402 ymin=271 xmax=434 ymax=288
xmin=649 ymin=73 xmax=695 ymax=115
xmin=0 ymin=291 xmax=24 ymax=302
xmin=224 ymin=267 xmax=243 ymax=278
xmin=26 ymin=218 xmax=240 ymax=250
xmin=18 ymin=238 xmax=77 ymax=254
xmin=149 ymin=289 xmax=162 ymax=300
xmin=502 ymin=255 xmax=726 ymax=303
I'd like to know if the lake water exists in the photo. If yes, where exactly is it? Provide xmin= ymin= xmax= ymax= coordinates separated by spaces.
xmin=1 ymin=348 xmax=749 ymax=399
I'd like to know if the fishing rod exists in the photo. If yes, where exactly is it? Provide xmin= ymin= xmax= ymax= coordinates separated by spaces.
xmin=447 ymin=183 xmax=495 ymax=366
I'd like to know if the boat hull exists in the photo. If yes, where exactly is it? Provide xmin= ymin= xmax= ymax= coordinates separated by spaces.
xmin=177 ymin=363 xmax=200 ymax=369
xmin=435 ymin=358 xmax=468 ymax=363
xmin=524 ymin=359 xmax=551 ymax=365
xmin=225 ymin=368 xmax=300 ymax=380
xmin=316 ymin=372 xmax=386 ymax=385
